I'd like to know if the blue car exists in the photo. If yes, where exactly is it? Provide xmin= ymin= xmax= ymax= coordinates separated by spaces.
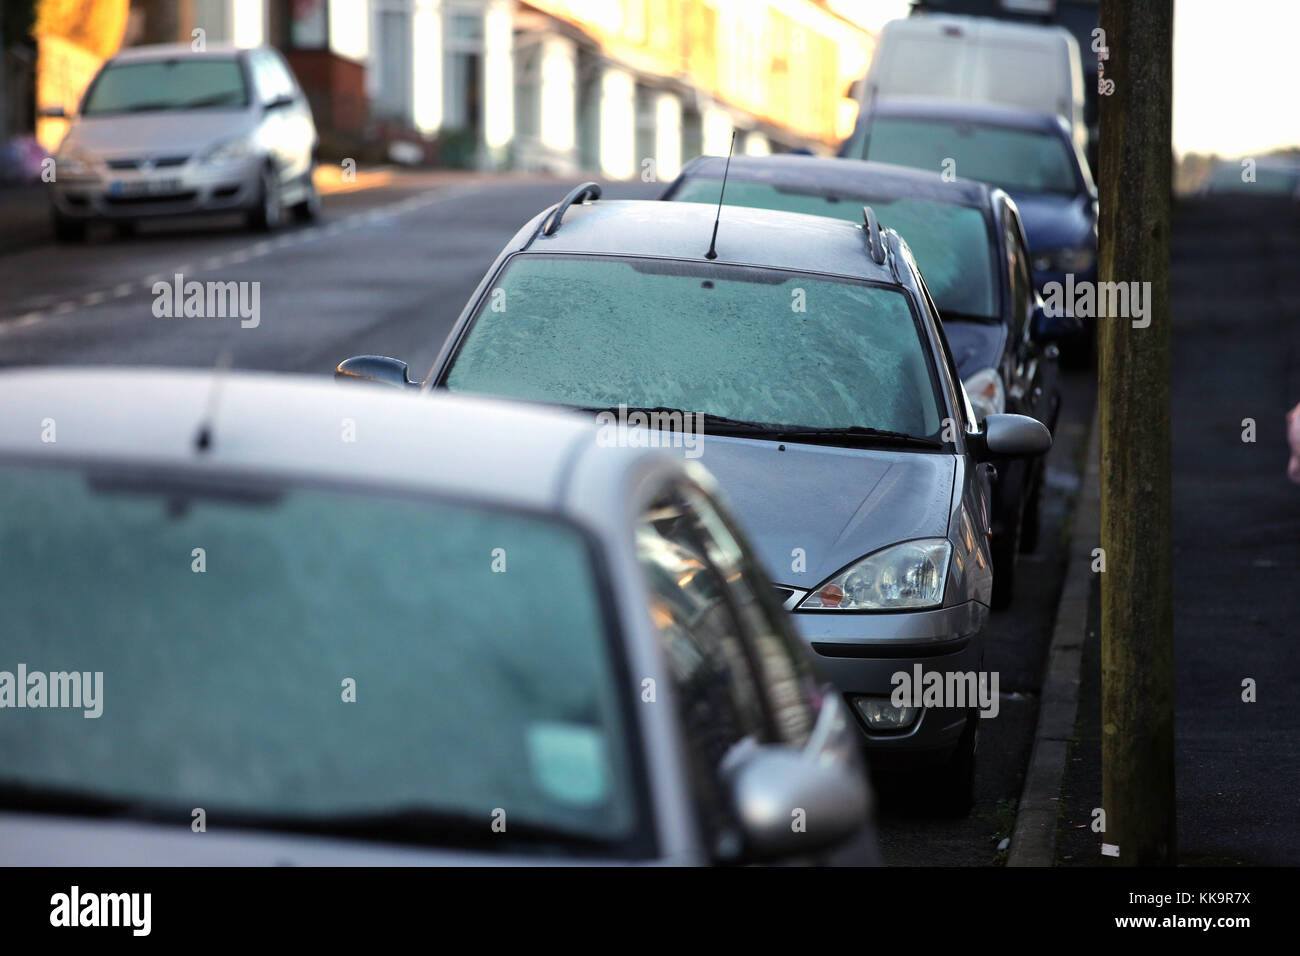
xmin=842 ymin=97 xmax=1096 ymax=357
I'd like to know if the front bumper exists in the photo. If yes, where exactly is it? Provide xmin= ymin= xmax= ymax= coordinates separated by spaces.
xmin=49 ymin=157 xmax=262 ymax=220
xmin=782 ymin=598 xmax=990 ymax=766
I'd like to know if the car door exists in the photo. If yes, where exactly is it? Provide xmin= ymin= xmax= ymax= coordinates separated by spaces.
xmin=1002 ymin=201 xmax=1051 ymax=430
xmin=634 ymin=478 xmax=854 ymax=862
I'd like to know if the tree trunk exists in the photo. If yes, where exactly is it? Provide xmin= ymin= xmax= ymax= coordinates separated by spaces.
xmin=1098 ymin=0 xmax=1177 ymax=865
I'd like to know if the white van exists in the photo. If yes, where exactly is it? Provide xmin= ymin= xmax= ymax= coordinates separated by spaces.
xmin=858 ymin=15 xmax=1087 ymax=158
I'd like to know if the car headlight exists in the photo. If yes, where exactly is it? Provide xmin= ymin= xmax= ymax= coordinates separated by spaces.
xmin=797 ymin=539 xmax=952 ymax=611
xmin=54 ymin=148 xmax=96 ymax=177
xmin=201 ymin=138 xmax=253 ymax=164
xmin=1032 ymin=245 xmax=1096 ymax=274
xmin=963 ymin=367 xmax=1005 ymax=423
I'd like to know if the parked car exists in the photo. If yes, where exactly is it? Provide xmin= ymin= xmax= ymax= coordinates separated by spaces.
xmin=661 ymin=154 xmax=1079 ymax=607
xmin=336 ymin=187 xmax=1052 ymax=814
xmin=843 ymin=98 xmax=1097 ymax=298
xmin=0 ymin=367 xmax=876 ymax=865
xmin=42 ymin=44 xmax=319 ymax=241
xmin=853 ymin=14 xmax=1089 ymax=167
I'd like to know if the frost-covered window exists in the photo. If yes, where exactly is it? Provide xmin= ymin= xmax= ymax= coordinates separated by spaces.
xmin=446 ymin=254 xmax=944 ymax=439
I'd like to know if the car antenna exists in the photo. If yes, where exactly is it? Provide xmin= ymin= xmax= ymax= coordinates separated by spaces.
xmin=194 ymin=347 xmax=232 ymax=453
xmin=704 ymin=129 xmax=737 ymax=260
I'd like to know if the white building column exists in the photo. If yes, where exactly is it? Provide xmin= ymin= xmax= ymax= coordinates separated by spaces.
xmin=231 ymin=0 xmax=265 ymax=47
xmin=701 ymin=102 xmax=734 ymax=157
xmin=598 ymin=65 xmax=636 ymax=180
xmin=743 ymin=130 xmax=771 ymax=156
xmin=653 ymin=90 xmax=682 ymax=181
xmin=538 ymin=34 xmax=577 ymax=165
xmin=411 ymin=1 xmax=444 ymax=135
xmin=482 ymin=0 xmax=515 ymax=168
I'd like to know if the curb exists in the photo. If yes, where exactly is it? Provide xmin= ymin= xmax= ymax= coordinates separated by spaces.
xmin=1006 ymin=400 xmax=1100 ymax=866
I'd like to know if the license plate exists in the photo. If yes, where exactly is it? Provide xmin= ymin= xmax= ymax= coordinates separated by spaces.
xmin=109 ymin=178 xmax=182 ymax=197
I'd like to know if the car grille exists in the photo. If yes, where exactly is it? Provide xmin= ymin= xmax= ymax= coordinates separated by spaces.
xmin=105 ymin=155 xmax=191 ymax=170
xmin=103 ymin=191 xmax=199 ymax=205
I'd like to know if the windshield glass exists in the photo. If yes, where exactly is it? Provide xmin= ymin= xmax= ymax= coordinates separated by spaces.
xmin=863 ymin=117 xmax=1079 ymax=195
xmin=670 ymin=179 xmax=998 ymax=320
xmin=0 ymin=463 xmax=643 ymax=856
xmin=82 ymin=58 xmax=249 ymax=114
xmin=444 ymin=254 xmax=944 ymax=439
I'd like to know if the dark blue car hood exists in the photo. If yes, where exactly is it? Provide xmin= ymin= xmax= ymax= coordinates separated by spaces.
xmin=1007 ymin=191 xmax=1095 ymax=252
xmin=942 ymin=319 xmax=1006 ymax=379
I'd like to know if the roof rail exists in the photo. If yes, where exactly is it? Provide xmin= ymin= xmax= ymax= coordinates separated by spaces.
xmin=862 ymin=206 xmax=886 ymax=265
xmin=540 ymin=182 xmax=602 ymax=237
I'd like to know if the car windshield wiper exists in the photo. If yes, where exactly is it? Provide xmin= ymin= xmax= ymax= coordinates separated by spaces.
xmin=122 ymin=102 xmax=177 ymax=112
xmin=941 ymin=310 xmax=1003 ymax=326
xmin=759 ymin=424 xmax=946 ymax=450
xmin=179 ymin=93 xmax=244 ymax=108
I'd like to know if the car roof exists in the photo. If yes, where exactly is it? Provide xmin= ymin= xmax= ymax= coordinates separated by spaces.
xmin=868 ymin=96 xmax=1071 ymax=135
xmin=0 ymin=367 xmax=642 ymax=513
xmin=673 ymin=154 xmax=994 ymax=210
xmin=880 ymin=13 xmax=1075 ymax=45
xmin=524 ymin=198 xmax=898 ymax=284
xmin=109 ymin=43 xmax=248 ymax=63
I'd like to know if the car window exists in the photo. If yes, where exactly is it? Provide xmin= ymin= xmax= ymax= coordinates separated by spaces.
xmin=675 ymin=483 xmax=823 ymax=747
xmin=862 ymin=117 xmax=1079 ymax=195
xmin=82 ymin=58 xmax=250 ymax=114
xmin=250 ymin=50 xmax=296 ymax=104
xmin=1004 ymin=206 xmax=1033 ymax=339
xmin=0 ymin=461 xmax=646 ymax=857
xmin=635 ymin=485 xmax=770 ymax=856
xmin=669 ymin=179 xmax=998 ymax=321
xmin=444 ymin=254 xmax=945 ymax=439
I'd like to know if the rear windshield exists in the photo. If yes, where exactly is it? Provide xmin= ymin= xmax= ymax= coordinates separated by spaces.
xmin=670 ymin=178 xmax=998 ymax=320
xmin=83 ymin=58 xmax=250 ymax=114
xmin=0 ymin=462 xmax=645 ymax=857
xmin=862 ymin=117 xmax=1079 ymax=195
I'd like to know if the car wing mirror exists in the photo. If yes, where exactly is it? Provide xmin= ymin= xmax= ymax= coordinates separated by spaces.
xmin=335 ymin=355 xmax=417 ymax=389
xmin=721 ymin=694 xmax=871 ymax=862
xmin=976 ymin=413 xmax=1052 ymax=460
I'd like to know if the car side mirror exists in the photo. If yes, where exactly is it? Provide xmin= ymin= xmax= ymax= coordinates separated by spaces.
xmin=1030 ymin=301 xmax=1083 ymax=344
xmin=975 ymin=413 xmax=1052 ymax=460
xmin=335 ymin=355 xmax=417 ymax=389
xmin=722 ymin=695 xmax=871 ymax=862
xmin=38 ymin=104 xmax=67 ymax=119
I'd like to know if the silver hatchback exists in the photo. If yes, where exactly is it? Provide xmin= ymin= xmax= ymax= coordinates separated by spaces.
xmin=44 ymin=44 xmax=319 ymax=240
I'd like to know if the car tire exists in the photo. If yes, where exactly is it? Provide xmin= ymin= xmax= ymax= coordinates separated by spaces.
xmin=114 ymin=220 xmax=138 ymax=239
xmin=1019 ymin=471 xmax=1042 ymax=554
xmin=990 ymin=508 xmax=1021 ymax=610
xmin=51 ymin=211 xmax=87 ymax=243
xmin=930 ymin=712 xmax=978 ymax=817
xmin=247 ymin=165 xmax=282 ymax=232
xmin=291 ymin=169 xmax=321 ymax=223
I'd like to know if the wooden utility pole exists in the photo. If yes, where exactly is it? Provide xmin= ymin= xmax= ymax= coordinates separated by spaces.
xmin=1097 ymin=0 xmax=1177 ymax=865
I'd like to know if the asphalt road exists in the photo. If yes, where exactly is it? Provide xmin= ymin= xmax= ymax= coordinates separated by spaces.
xmin=0 ymin=171 xmax=1097 ymax=865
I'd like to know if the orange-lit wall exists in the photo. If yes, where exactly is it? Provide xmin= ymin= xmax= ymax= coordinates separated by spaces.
xmin=33 ymin=0 xmax=130 ymax=152
xmin=522 ymin=0 xmax=873 ymax=145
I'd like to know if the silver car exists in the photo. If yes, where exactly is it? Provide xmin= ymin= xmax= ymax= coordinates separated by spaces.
xmin=44 ymin=44 xmax=318 ymax=240
xmin=0 ymin=368 xmax=876 ymax=865
xmin=338 ymin=187 xmax=1051 ymax=814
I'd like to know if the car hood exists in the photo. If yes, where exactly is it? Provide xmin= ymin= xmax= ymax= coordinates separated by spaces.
xmin=689 ymin=435 xmax=955 ymax=586
xmin=943 ymin=319 xmax=1006 ymax=379
xmin=62 ymin=110 xmax=255 ymax=158
xmin=1006 ymin=191 xmax=1095 ymax=252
